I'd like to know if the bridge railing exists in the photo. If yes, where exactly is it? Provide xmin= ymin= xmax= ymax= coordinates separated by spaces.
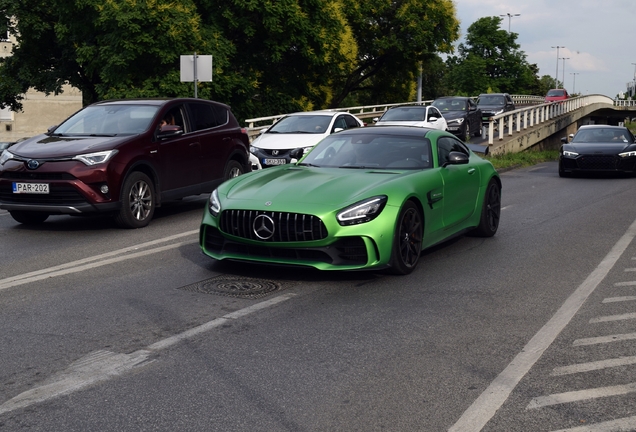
xmin=485 ymin=94 xmax=616 ymax=145
xmin=614 ymin=99 xmax=636 ymax=107
xmin=244 ymin=94 xmax=544 ymax=141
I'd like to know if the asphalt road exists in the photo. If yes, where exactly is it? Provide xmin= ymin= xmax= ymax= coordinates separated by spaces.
xmin=1 ymin=162 xmax=636 ymax=431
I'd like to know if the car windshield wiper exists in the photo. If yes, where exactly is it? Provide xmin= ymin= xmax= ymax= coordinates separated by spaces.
xmin=288 ymin=131 xmax=312 ymax=134
xmin=298 ymin=163 xmax=319 ymax=167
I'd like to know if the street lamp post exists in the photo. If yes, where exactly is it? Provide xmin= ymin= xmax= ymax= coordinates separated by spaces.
xmin=552 ymin=46 xmax=565 ymax=88
xmin=560 ymin=57 xmax=570 ymax=89
xmin=570 ymin=72 xmax=579 ymax=94
xmin=500 ymin=13 xmax=520 ymax=33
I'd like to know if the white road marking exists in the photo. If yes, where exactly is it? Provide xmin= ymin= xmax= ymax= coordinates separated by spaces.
xmin=590 ymin=312 xmax=636 ymax=323
xmin=624 ymin=267 xmax=636 ymax=272
xmin=602 ymin=296 xmax=636 ymax=303
xmin=573 ymin=332 xmax=636 ymax=346
xmin=448 ymin=217 xmax=636 ymax=432
xmin=614 ymin=280 xmax=636 ymax=286
xmin=551 ymin=356 xmax=636 ymax=376
xmin=527 ymin=382 xmax=636 ymax=410
xmin=0 ymin=230 xmax=198 ymax=291
xmin=0 ymin=293 xmax=296 ymax=415
xmin=550 ymin=415 xmax=636 ymax=432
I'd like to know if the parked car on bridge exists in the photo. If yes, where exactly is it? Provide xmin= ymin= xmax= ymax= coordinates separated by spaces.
xmin=0 ymin=98 xmax=251 ymax=228
xmin=249 ymin=110 xmax=364 ymax=170
xmin=558 ymin=125 xmax=636 ymax=177
xmin=373 ymin=105 xmax=447 ymax=131
xmin=545 ymin=89 xmax=569 ymax=103
xmin=200 ymin=126 xmax=501 ymax=275
xmin=431 ymin=96 xmax=482 ymax=141
xmin=477 ymin=93 xmax=516 ymax=125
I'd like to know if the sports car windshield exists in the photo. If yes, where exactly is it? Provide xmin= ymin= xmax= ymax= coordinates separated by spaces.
xmin=379 ymin=107 xmax=426 ymax=122
xmin=52 ymin=105 xmax=159 ymax=136
xmin=267 ymin=114 xmax=332 ymax=134
xmin=572 ymin=128 xmax=634 ymax=143
xmin=299 ymin=133 xmax=432 ymax=170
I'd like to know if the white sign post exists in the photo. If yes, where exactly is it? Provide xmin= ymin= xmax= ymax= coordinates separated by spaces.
xmin=180 ymin=53 xmax=213 ymax=98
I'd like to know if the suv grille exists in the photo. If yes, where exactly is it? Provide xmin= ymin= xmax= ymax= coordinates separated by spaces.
xmin=220 ymin=210 xmax=328 ymax=242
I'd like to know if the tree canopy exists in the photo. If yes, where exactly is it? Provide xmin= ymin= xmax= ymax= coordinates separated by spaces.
xmin=444 ymin=16 xmax=541 ymax=96
xmin=0 ymin=0 xmax=459 ymax=121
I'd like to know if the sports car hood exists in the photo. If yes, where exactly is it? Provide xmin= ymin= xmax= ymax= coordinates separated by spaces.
xmin=222 ymin=166 xmax=406 ymax=209
xmin=7 ymin=134 xmax=133 ymax=158
xmin=251 ymin=132 xmax=326 ymax=150
xmin=566 ymin=142 xmax=634 ymax=154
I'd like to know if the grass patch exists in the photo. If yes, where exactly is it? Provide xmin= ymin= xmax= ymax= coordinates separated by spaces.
xmin=483 ymin=149 xmax=560 ymax=170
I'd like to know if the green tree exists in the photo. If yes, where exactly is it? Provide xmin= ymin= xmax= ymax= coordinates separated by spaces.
xmin=445 ymin=16 xmax=537 ymax=95
xmin=335 ymin=0 xmax=459 ymax=106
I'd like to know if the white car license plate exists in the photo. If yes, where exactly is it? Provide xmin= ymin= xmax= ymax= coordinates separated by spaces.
xmin=12 ymin=182 xmax=50 ymax=194
xmin=264 ymin=158 xmax=287 ymax=166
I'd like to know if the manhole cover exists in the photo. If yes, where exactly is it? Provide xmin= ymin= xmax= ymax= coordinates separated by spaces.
xmin=180 ymin=276 xmax=284 ymax=299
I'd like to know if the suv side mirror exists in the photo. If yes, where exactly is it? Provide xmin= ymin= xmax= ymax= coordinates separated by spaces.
xmin=157 ymin=125 xmax=184 ymax=139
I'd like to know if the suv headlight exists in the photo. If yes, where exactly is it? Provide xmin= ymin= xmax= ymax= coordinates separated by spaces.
xmin=0 ymin=150 xmax=14 ymax=165
xmin=562 ymin=150 xmax=579 ymax=157
xmin=619 ymin=151 xmax=636 ymax=158
xmin=72 ymin=150 xmax=118 ymax=166
xmin=337 ymin=196 xmax=387 ymax=226
xmin=208 ymin=189 xmax=221 ymax=216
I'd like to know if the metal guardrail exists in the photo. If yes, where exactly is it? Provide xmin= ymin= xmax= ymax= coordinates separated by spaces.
xmin=485 ymin=94 xmax=616 ymax=145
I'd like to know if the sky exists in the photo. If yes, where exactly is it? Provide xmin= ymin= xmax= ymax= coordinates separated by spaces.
xmin=451 ymin=0 xmax=636 ymax=97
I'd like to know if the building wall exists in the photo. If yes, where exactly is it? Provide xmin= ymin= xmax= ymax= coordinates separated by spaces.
xmin=0 ymin=32 xmax=83 ymax=142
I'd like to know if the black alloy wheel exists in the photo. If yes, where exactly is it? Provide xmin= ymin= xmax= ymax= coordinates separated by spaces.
xmin=389 ymin=201 xmax=423 ymax=275
xmin=471 ymin=178 xmax=501 ymax=237
xmin=224 ymin=160 xmax=244 ymax=180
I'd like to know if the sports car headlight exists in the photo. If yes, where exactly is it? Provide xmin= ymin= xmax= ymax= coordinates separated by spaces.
xmin=448 ymin=118 xmax=464 ymax=125
xmin=619 ymin=151 xmax=636 ymax=158
xmin=208 ymin=189 xmax=221 ymax=216
xmin=337 ymin=196 xmax=387 ymax=226
xmin=0 ymin=150 xmax=14 ymax=165
xmin=72 ymin=150 xmax=118 ymax=166
xmin=562 ymin=150 xmax=579 ymax=157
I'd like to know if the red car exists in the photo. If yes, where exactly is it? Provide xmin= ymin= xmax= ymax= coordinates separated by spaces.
xmin=0 ymin=98 xmax=250 ymax=228
xmin=545 ymin=89 xmax=569 ymax=103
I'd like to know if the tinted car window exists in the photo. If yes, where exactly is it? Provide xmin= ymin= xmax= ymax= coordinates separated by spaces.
xmin=437 ymin=136 xmax=469 ymax=166
xmin=344 ymin=114 xmax=360 ymax=129
xmin=189 ymin=103 xmax=218 ymax=131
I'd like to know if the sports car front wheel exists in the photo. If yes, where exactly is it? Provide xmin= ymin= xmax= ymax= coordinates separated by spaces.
xmin=471 ymin=178 xmax=501 ymax=237
xmin=389 ymin=201 xmax=423 ymax=275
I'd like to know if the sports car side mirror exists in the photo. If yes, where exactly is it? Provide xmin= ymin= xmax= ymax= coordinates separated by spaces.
xmin=561 ymin=137 xmax=568 ymax=143
xmin=444 ymin=151 xmax=469 ymax=167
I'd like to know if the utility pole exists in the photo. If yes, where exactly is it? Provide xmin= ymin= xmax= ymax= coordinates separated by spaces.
xmin=500 ymin=13 xmax=520 ymax=33
xmin=560 ymin=57 xmax=570 ymax=89
xmin=552 ymin=46 xmax=565 ymax=88
xmin=570 ymin=72 xmax=579 ymax=94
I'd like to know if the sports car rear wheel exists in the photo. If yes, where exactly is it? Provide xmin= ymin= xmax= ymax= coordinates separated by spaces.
xmin=389 ymin=201 xmax=423 ymax=275
xmin=472 ymin=178 xmax=501 ymax=237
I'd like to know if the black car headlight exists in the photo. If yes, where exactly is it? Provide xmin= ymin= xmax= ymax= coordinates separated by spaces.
xmin=208 ymin=189 xmax=221 ymax=216
xmin=337 ymin=196 xmax=387 ymax=226
xmin=448 ymin=118 xmax=464 ymax=125
xmin=619 ymin=151 xmax=636 ymax=158
xmin=562 ymin=150 xmax=579 ymax=158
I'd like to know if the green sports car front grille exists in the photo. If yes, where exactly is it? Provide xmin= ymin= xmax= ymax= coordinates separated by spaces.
xmin=220 ymin=209 xmax=328 ymax=242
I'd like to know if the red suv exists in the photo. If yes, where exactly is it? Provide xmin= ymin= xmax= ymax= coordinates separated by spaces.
xmin=545 ymin=89 xmax=569 ymax=103
xmin=0 ymin=98 xmax=250 ymax=228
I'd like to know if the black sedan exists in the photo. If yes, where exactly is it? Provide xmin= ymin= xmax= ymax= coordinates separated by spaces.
xmin=559 ymin=125 xmax=636 ymax=177
xmin=431 ymin=96 xmax=482 ymax=141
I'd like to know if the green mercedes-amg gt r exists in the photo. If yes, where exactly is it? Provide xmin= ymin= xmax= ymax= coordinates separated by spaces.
xmin=199 ymin=126 xmax=501 ymax=274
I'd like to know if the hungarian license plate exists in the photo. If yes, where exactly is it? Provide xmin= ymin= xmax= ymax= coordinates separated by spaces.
xmin=447 ymin=126 xmax=459 ymax=131
xmin=12 ymin=182 xmax=49 ymax=194
xmin=264 ymin=158 xmax=287 ymax=166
